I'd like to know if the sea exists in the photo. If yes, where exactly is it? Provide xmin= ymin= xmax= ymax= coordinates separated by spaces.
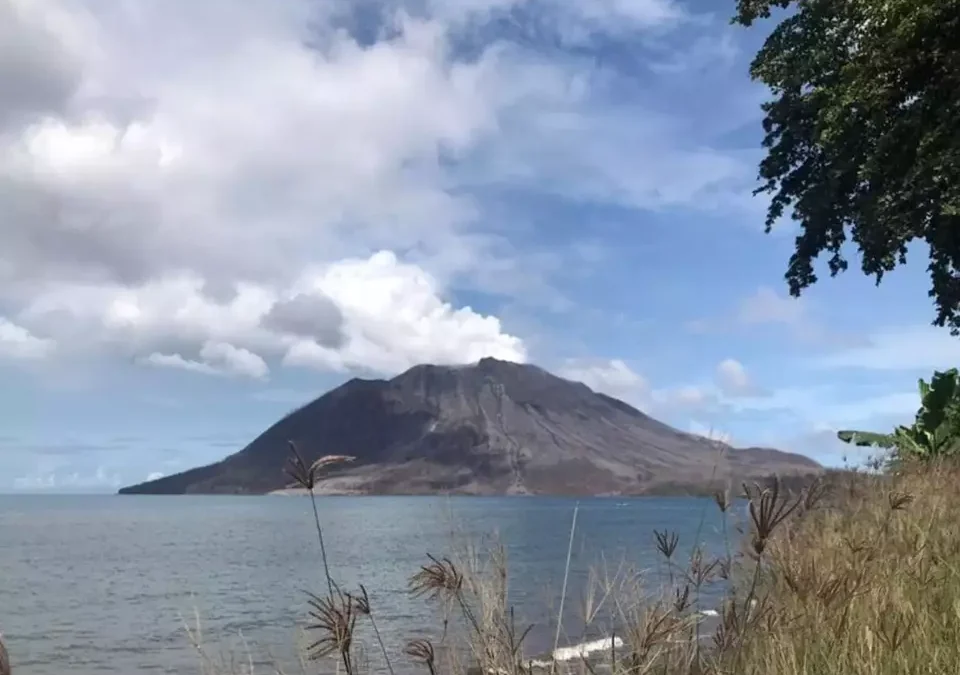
xmin=0 ymin=495 xmax=734 ymax=674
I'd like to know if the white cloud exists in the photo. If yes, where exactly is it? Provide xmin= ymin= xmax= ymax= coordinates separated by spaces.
xmin=142 ymin=342 xmax=268 ymax=379
xmin=283 ymin=251 xmax=526 ymax=373
xmin=146 ymin=471 xmax=164 ymax=482
xmin=142 ymin=352 xmax=219 ymax=376
xmin=685 ymin=287 xmax=808 ymax=334
xmin=715 ymin=358 xmax=765 ymax=397
xmin=0 ymin=0 xmax=750 ymax=385
xmin=13 ymin=465 xmax=122 ymax=492
xmin=0 ymin=5 xmax=510 ymax=294
xmin=737 ymin=287 xmax=806 ymax=325
xmin=0 ymin=0 xmax=578 ymax=380
xmin=812 ymin=325 xmax=960 ymax=371
xmin=726 ymin=384 xmax=919 ymax=429
xmin=558 ymin=358 xmax=646 ymax=400
xmin=0 ymin=318 xmax=55 ymax=360
xmin=23 ymin=250 xmax=525 ymax=377
xmin=689 ymin=286 xmax=866 ymax=347
xmin=201 ymin=342 xmax=269 ymax=379
xmin=654 ymin=385 xmax=716 ymax=408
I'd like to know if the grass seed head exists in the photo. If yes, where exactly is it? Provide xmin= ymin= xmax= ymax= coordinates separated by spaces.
xmin=305 ymin=589 xmax=358 ymax=662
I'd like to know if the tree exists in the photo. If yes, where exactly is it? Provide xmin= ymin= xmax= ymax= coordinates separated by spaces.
xmin=734 ymin=0 xmax=960 ymax=330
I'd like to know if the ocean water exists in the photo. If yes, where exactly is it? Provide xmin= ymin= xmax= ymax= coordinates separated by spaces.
xmin=0 ymin=495 xmax=732 ymax=674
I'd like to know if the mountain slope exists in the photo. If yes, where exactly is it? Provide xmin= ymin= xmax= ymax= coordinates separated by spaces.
xmin=119 ymin=358 xmax=821 ymax=495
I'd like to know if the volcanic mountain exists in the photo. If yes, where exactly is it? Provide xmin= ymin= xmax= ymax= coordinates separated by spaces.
xmin=119 ymin=358 xmax=821 ymax=495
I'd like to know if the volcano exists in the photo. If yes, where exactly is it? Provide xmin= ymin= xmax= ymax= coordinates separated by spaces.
xmin=119 ymin=358 xmax=821 ymax=495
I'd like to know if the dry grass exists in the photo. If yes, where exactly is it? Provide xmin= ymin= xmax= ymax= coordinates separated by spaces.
xmin=721 ymin=459 xmax=960 ymax=675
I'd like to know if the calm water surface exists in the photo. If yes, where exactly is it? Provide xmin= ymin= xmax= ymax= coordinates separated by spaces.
xmin=0 ymin=495 xmax=731 ymax=674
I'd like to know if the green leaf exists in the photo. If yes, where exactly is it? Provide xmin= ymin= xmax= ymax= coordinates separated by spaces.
xmin=894 ymin=427 xmax=927 ymax=457
xmin=918 ymin=369 xmax=959 ymax=433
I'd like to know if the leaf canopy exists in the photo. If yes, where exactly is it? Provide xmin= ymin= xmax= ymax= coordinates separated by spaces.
xmin=735 ymin=0 xmax=960 ymax=330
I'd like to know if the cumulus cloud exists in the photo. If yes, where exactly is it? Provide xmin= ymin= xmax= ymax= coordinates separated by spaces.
xmin=21 ymin=250 xmax=524 ymax=377
xmin=0 ymin=0 xmax=572 ymax=379
xmin=0 ymin=0 xmax=753 ymax=384
xmin=283 ymin=251 xmax=526 ymax=373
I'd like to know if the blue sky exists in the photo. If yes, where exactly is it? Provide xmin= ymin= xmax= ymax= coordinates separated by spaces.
xmin=1 ymin=0 xmax=957 ymax=492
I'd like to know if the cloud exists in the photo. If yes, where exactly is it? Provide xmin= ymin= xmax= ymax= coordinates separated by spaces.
xmin=263 ymin=292 xmax=345 ymax=347
xmin=0 ymin=317 xmax=55 ymax=360
xmin=689 ymin=286 xmax=864 ymax=347
xmin=145 ymin=471 xmax=164 ymax=482
xmin=143 ymin=341 xmax=269 ymax=379
xmin=811 ymin=325 xmax=960 ymax=372
xmin=282 ymin=251 xmax=527 ymax=373
xmin=0 ymin=0 xmax=616 ymax=381
xmin=13 ymin=465 xmax=122 ymax=492
xmin=737 ymin=287 xmax=806 ymax=326
xmin=0 ymin=0 xmax=88 ymax=133
xmin=640 ymin=359 xmax=769 ymax=413
xmin=0 ymin=6 xmax=507 ymax=293
xmin=653 ymin=385 xmax=720 ymax=409
xmin=0 ymin=0 xmax=765 ymax=390
xmin=142 ymin=352 xmax=220 ymax=376
xmin=686 ymin=287 xmax=805 ymax=334
xmin=22 ymin=250 xmax=525 ymax=377
xmin=714 ymin=358 xmax=766 ymax=397
xmin=558 ymin=358 xmax=646 ymax=401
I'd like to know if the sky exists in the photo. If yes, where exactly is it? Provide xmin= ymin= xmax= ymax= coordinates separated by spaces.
xmin=1 ymin=0 xmax=957 ymax=493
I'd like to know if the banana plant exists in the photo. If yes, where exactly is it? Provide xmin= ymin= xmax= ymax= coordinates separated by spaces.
xmin=837 ymin=368 xmax=960 ymax=460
